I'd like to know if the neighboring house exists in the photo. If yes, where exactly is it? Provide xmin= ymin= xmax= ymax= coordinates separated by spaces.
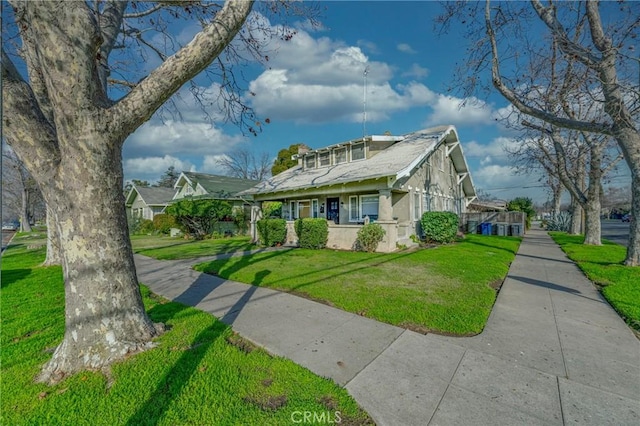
xmin=173 ymin=171 xmax=259 ymax=203
xmin=172 ymin=172 xmax=260 ymax=235
xmin=241 ymin=125 xmax=477 ymax=252
xmin=125 ymin=185 xmax=177 ymax=220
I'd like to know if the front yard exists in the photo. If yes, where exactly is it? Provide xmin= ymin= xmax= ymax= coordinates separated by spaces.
xmin=550 ymin=232 xmax=640 ymax=332
xmin=193 ymin=235 xmax=522 ymax=336
xmin=1 ymin=235 xmax=370 ymax=425
xmin=131 ymin=234 xmax=256 ymax=259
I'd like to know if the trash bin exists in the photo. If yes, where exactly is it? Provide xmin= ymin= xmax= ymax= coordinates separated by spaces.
xmin=511 ymin=223 xmax=523 ymax=236
xmin=481 ymin=222 xmax=492 ymax=235
xmin=496 ymin=222 xmax=508 ymax=236
xmin=467 ymin=220 xmax=478 ymax=234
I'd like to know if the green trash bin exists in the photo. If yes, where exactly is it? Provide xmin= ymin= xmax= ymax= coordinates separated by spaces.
xmin=467 ymin=220 xmax=478 ymax=234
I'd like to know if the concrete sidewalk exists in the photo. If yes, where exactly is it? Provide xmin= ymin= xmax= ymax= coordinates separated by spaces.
xmin=135 ymin=229 xmax=639 ymax=425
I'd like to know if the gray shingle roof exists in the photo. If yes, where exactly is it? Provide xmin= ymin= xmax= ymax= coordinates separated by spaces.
xmin=126 ymin=186 xmax=176 ymax=206
xmin=242 ymin=125 xmax=475 ymax=197
xmin=181 ymin=172 xmax=260 ymax=198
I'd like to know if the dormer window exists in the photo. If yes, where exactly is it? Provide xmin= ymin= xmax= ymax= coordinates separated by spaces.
xmin=319 ymin=151 xmax=330 ymax=167
xmin=334 ymin=148 xmax=347 ymax=164
xmin=351 ymin=143 xmax=365 ymax=161
xmin=305 ymin=154 xmax=316 ymax=169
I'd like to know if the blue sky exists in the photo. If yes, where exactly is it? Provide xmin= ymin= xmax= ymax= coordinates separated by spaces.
xmin=121 ymin=1 xmax=630 ymax=205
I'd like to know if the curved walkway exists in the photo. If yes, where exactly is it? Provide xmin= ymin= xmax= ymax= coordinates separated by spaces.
xmin=134 ymin=229 xmax=639 ymax=425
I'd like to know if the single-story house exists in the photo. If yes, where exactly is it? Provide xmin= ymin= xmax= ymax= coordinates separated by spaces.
xmin=172 ymin=172 xmax=261 ymax=235
xmin=125 ymin=185 xmax=177 ymax=220
xmin=173 ymin=171 xmax=260 ymax=203
xmin=240 ymin=125 xmax=477 ymax=252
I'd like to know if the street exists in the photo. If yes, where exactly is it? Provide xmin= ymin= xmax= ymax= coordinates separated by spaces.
xmin=601 ymin=219 xmax=630 ymax=247
xmin=1 ymin=230 xmax=16 ymax=253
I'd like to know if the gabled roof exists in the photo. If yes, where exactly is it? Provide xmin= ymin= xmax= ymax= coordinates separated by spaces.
xmin=242 ymin=125 xmax=476 ymax=198
xmin=174 ymin=172 xmax=259 ymax=199
xmin=125 ymin=186 xmax=176 ymax=206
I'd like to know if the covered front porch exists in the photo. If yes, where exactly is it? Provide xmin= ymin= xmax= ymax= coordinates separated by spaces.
xmin=249 ymin=188 xmax=409 ymax=253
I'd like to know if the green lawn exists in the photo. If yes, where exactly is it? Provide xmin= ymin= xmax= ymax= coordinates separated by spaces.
xmin=194 ymin=235 xmax=522 ymax=335
xmin=549 ymin=232 xmax=640 ymax=331
xmin=131 ymin=234 xmax=256 ymax=260
xmin=1 ymin=237 xmax=370 ymax=425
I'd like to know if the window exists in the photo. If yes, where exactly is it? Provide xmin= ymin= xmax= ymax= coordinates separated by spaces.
xmin=298 ymin=200 xmax=310 ymax=218
xmin=184 ymin=185 xmax=193 ymax=196
xmin=360 ymin=195 xmax=379 ymax=221
xmin=414 ymin=192 xmax=421 ymax=221
xmin=319 ymin=152 xmax=330 ymax=166
xmin=424 ymin=193 xmax=432 ymax=212
xmin=312 ymin=199 xmax=319 ymax=218
xmin=349 ymin=196 xmax=359 ymax=222
xmin=351 ymin=143 xmax=365 ymax=161
xmin=334 ymin=148 xmax=347 ymax=164
xmin=349 ymin=195 xmax=378 ymax=222
xmin=305 ymin=154 xmax=316 ymax=169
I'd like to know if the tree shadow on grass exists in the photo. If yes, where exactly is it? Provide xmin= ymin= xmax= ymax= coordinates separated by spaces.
xmin=0 ymin=269 xmax=33 ymax=289
xmin=125 ymin=300 xmax=229 ymax=426
xmin=126 ymin=264 xmax=274 ymax=424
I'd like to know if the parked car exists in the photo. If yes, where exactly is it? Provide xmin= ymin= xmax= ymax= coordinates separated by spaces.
xmin=621 ymin=214 xmax=631 ymax=222
xmin=2 ymin=222 xmax=19 ymax=231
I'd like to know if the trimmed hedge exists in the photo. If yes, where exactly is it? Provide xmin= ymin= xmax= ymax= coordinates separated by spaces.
xmin=356 ymin=223 xmax=386 ymax=252
xmin=294 ymin=218 xmax=328 ymax=249
xmin=420 ymin=211 xmax=459 ymax=243
xmin=257 ymin=218 xmax=287 ymax=247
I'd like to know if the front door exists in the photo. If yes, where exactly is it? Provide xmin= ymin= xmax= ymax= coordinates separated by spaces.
xmin=327 ymin=197 xmax=340 ymax=224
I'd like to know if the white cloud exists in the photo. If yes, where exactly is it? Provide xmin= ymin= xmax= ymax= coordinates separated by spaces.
xmin=124 ymin=155 xmax=195 ymax=182
xmin=201 ymin=155 xmax=231 ymax=175
xmin=401 ymin=63 xmax=429 ymax=79
xmin=424 ymin=95 xmax=494 ymax=127
xmin=125 ymin=119 xmax=246 ymax=158
xmin=464 ymin=137 xmax=519 ymax=159
xmin=397 ymin=43 xmax=417 ymax=54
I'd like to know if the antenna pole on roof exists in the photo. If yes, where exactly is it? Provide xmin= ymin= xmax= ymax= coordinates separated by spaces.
xmin=363 ymin=65 xmax=369 ymax=140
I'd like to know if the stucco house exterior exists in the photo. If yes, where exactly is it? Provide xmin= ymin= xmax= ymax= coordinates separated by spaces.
xmin=125 ymin=185 xmax=176 ymax=220
xmin=241 ymin=125 xmax=477 ymax=252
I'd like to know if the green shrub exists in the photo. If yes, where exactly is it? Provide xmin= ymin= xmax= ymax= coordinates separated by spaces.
xmin=153 ymin=213 xmax=178 ymax=234
xmin=294 ymin=218 xmax=328 ymax=249
xmin=262 ymin=201 xmax=283 ymax=218
xmin=356 ymin=223 xmax=386 ymax=252
xmin=166 ymin=199 xmax=232 ymax=240
xmin=506 ymin=197 xmax=535 ymax=229
xmin=257 ymin=218 xmax=287 ymax=247
xmin=420 ymin=211 xmax=459 ymax=243
xmin=138 ymin=219 xmax=155 ymax=235
xmin=232 ymin=207 xmax=249 ymax=235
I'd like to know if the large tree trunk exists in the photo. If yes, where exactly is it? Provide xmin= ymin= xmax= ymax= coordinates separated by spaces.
xmin=583 ymin=145 xmax=602 ymax=245
xmin=43 ymin=204 xmax=61 ymax=266
xmin=3 ymin=0 xmax=254 ymax=383
xmin=21 ymin=187 xmax=32 ymax=232
xmin=569 ymin=196 xmax=582 ymax=235
xmin=37 ymin=138 xmax=163 ymax=384
xmin=624 ymin=157 xmax=640 ymax=266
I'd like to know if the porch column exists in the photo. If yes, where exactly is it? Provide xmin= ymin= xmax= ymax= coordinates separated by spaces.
xmin=378 ymin=189 xmax=393 ymax=221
